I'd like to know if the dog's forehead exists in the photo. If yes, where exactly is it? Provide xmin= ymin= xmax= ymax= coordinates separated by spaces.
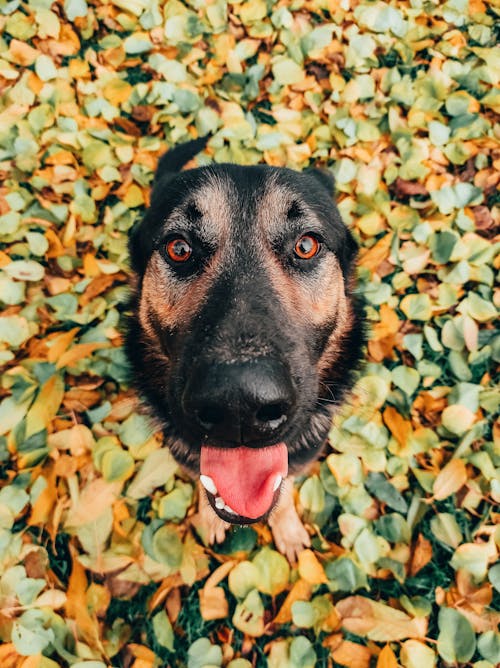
xmin=167 ymin=166 xmax=318 ymax=241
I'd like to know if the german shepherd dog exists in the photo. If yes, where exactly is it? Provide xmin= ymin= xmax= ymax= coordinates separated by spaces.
xmin=126 ymin=137 xmax=364 ymax=560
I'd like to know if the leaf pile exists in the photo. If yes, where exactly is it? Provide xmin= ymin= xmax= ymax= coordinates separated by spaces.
xmin=0 ymin=1 xmax=499 ymax=667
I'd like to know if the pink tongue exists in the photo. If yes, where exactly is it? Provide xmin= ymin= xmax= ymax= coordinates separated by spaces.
xmin=200 ymin=443 xmax=288 ymax=519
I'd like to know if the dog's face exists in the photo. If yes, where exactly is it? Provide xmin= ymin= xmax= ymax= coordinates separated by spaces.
xmin=127 ymin=145 xmax=364 ymax=525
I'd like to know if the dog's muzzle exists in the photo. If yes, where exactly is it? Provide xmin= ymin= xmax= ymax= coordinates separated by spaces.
xmin=182 ymin=357 xmax=297 ymax=445
xmin=182 ymin=357 xmax=296 ymax=521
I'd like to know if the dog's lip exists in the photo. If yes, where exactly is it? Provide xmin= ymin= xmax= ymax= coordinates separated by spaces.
xmin=203 ymin=484 xmax=282 ymax=525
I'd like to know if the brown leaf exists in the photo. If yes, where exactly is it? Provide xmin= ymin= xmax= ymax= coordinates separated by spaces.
xmin=393 ymin=178 xmax=429 ymax=197
xmin=409 ymin=534 xmax=433 ymax=577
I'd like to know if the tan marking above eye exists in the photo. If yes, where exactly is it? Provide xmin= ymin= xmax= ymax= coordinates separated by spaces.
xmin=166 ymin=238 xmax=192 ymax=262
xmin=294 ymin=234 xmax=321 ymax=260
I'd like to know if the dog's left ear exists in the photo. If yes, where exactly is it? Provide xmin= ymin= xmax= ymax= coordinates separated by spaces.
xmin=305 ymin=168 xmax=335 ymax=193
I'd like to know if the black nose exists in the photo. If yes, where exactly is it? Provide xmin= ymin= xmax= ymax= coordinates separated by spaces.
xmin=182 ymin=358 xmax=296 ymax=444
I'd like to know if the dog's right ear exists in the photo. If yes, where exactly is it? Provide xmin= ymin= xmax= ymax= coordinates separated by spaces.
xmin=129 ymin=137 xmax=210 ymax=275
xmin=154 ymin=135 xmax=210 ymax=184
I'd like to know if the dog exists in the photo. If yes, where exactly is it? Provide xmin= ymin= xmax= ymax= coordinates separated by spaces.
xmin=126 ymin=137 xmax=364 ymax=561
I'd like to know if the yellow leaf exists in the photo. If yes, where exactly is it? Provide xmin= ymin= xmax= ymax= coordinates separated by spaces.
xmin=336 ymin=596 xmax=428 ymax=641
xmin=199 ymin=585 xmax=228 ymax=620
xmin=25 ymin=374 xmax=65 ymax=437
xmin=376 ymin=644 xmax=398 ymax=668
xmin=433 ymin=459 xmax=467 ymax=500
xmin=56 ymin=342 xmax=106 ymax=369
xmin=64 ymin=478 xmax=121 ymax=528
xmin=298 ymin=549 xmax=328 ymax=584
xmin=47 ymin=328 xmax=79 ymax=363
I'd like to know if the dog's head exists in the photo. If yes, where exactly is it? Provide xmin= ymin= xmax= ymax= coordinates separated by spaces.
xmin=127 ymin=140 xmax=364 ymax=524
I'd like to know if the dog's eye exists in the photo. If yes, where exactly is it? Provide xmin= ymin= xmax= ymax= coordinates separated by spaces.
xmin=165 ymin=237 xmax=192 ymax=263
xmin=294 ymin=234 xmax=321 ymax=260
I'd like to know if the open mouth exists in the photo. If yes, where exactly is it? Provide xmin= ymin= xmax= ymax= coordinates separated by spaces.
xmin=199 ymin=443 xmax=288 ymax=524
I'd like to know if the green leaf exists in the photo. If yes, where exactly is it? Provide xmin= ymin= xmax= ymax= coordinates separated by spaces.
xmin=391 ymin=366 xmax=420 ymax=396
xmin=478 ymin=631 xmax=500 ymax=664
xmin=101 ymin=448 xmax=135 ymax=483
xmin=252 ymin=547 xmax=290 ymax=596
xmin=325 ymin=557 xmax=368 ymax=592
xmin=150 ymin=525 xmax=183 ymax=568
xmin=365 ymin=472 xmax=408 ymax=513
xmin=291 ymin=601 xmax=316 ymax=628
xmin=64 ymin=0 xmax=88 ymax=21
xmin=375 ymin=513 xmax=410 ymax=543
xmin=272 ymin=58 xmax=304 ymax=86
xmin=232 ymin=589 xmax=265 ymax=637
xmin=187 ymin=638 xmax=222 ymax=668
xmin=437 ymin=608 xmax=476 ymax=664
xmin=126 ymin=448 xmax=178 ymax=499
xmin=400 ymin=294 xmax=432 ymax=321
xmin=152 ymin=610 xmax=174 ymax=651
xmin=430 ymin=513 xmax=463 ymax=548
xmin=289 ymin=636 xmax=317 ymax=668
xmin=299 ymin=475 xmax=325 ymax=514
xmin=228 ymin=561 xmax=260 ymax=599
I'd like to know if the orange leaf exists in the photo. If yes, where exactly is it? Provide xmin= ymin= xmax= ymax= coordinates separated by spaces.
xmin=47 ymin=328 xmax=79 ymax=363
xmin=359 ymin=233 xmax=393 ymax=272
xmin=376 ymin=644 xmax=398 ymax=668
xmin=383 ymin=406 xmax=412 ymax=447
xmin=28 ymin=465 xmax=57 ymax=526
xmin=66 ymin=545 xmax=103 ymax=652
xmin=331 ymin=640 xmax=371 ymax=668
xmin=273 ymin=579 xmax=312 ymax=625
xmin=298 ymin=549 xmax=328 ymax=584
xmin=83 ymin=253 xmax=101 ymax=277
xmin=432 ymin=459 xmax=467 ymax=500
xmin=0 ymin=644 xmax=19 ymax=668
xmin=199 ymin=585 xmax=229 ymax=620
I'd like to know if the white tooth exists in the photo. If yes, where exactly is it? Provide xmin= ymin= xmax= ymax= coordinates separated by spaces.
xmin=215 ymin=496 xmax=224 ymax=509
xmin=200 ymin=475 xmax=217 ymax=495
xmin=224 ymin=504 xmax=236 ymax=515
xmin=273 ymin=475 xmax=282 ymax=491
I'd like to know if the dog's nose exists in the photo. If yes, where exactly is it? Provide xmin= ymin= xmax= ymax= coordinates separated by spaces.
xmin=182 ymin=359 xmax=296 ymax=444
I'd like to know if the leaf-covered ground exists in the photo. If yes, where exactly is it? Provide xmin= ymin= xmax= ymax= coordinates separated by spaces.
xmin=0 ymin=1 xmax=499 ymax=667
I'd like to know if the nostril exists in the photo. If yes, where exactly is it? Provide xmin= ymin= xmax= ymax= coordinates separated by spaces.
xmin=196 ymin=405 xmax=225 ymax=430
xmin=255 ymin=402 xmax=288 ymax=425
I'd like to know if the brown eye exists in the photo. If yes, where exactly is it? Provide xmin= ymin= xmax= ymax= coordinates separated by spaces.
xmin=294 ymin=234 xmax=321 ymax=260
xmin=166 ymin=238 xmax=192 ymax=262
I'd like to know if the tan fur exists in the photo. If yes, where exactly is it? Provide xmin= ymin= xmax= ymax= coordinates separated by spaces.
xmin=138 ymin=173 xmax=236 ymax=337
